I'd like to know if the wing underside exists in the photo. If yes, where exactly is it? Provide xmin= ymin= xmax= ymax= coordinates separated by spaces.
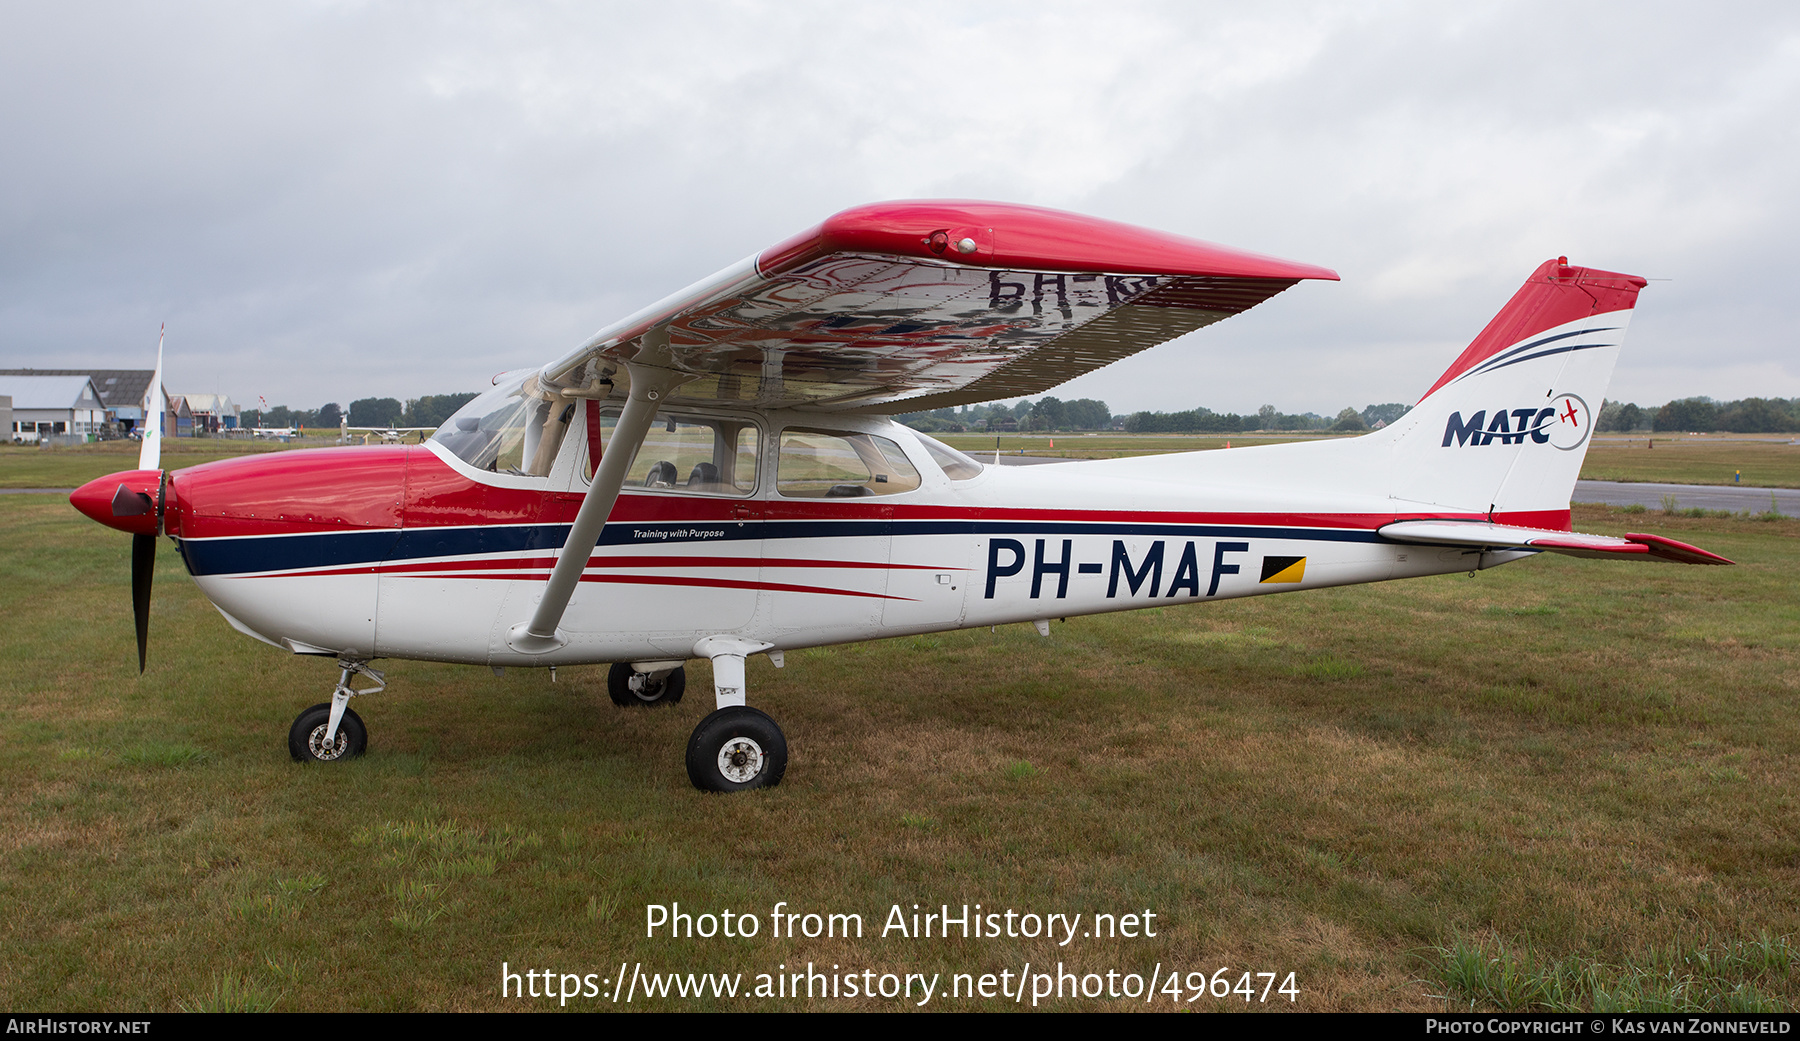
xmin=541 ymin=201 xmax=1337 ymax=412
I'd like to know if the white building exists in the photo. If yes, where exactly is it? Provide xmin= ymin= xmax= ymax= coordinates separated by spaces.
xmin=0 ymin=375 xmax=108 ymax=443
xmin=0 ymin=368 xmax=167 ymax=434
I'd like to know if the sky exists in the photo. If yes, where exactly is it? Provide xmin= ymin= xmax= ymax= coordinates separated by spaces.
xmin=3 ymin=2 xmax=1797 ymax=416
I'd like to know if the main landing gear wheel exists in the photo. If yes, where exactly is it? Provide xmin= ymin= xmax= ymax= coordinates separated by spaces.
xmin=608 ymin=663 xmax=685 ymax=707
xmin=686 ymin=707 xmax=787 ymax=792
xmin=288 ymin=703 xmax=368 ymax=763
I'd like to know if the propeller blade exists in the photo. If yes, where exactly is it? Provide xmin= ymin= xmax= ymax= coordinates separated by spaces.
xmin=112 ymin=484 xmax=154 ymax=517
xmin=138 ymin=325 xmax=164 ymax=472
xmin=131 ymin=532 xmax=155 ymax=673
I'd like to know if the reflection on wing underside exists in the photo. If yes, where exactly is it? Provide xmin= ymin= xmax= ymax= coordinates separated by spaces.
xmin=603 ymin=253 xmax=1302 ymax=410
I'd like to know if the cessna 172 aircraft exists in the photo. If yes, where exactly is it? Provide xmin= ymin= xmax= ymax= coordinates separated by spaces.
xmin=71 ymin=200 xmax=1729 ymax=792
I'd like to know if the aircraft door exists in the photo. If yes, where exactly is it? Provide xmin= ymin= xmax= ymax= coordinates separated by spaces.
xmin=882 ymin=433 xmax=983 ymax=630
xmin=760 ymin=427 xmax=924 ymax=641
xmin=557 ymin=404 xmax=764 ymax=647
xmin=757 ymin=497 xmax=890 ymax=638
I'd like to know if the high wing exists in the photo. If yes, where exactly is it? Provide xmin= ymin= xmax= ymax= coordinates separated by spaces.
xmin=540 ymin=200 xmax=1338 ymax=412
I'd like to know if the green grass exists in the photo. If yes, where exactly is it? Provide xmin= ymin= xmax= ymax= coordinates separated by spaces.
xmin=1582 ymin=435 xmax=1800 ymax=488
xmin=177 ymin=973 xmax=281 ymax=1013
xmin=118 ymin=742 xmax=210 ymax=767
xmin=1429 ymin=933 xmax=1792 ymax=1012
xmin=0 ymin=439 xmax=318 ymax=489
xmin=932 ymin=431 xmax=1800 ymax=487
xmin=1 ymin=497 xmax=1797 ymax=1010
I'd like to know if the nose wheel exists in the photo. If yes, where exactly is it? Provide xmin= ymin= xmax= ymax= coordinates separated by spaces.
xmin=288 ymin=658 xmax=382 ymax=763
xmin=289 ymin=703 xmax=367 ymax=762
xmin=686 ymin=707 xmax=787 ymax=792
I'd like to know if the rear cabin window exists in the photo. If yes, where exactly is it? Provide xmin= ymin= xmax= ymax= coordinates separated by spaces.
xmin=776 ymin=429 xmax=921 ymax=498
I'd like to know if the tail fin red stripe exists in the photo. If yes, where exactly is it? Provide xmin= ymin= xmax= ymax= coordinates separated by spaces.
xmin=1418 ymin=259 xmax=1647 ymax=402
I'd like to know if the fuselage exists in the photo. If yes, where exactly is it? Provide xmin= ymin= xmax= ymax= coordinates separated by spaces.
xmin=99 ymin=408 xmax=1525 ymax=669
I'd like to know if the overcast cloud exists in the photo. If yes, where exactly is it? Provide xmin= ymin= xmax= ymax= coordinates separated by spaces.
xmin=2 ymin=2 xmax=1796 ymax=415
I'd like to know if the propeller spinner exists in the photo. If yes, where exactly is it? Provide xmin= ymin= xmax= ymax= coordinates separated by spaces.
xmin=72 ymin=468 xmax=168 ymax=672
xmin=69 ymin=327 xmax=169 ymax=672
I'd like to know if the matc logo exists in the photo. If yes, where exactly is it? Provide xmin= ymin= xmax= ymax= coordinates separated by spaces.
xmin=1440 ymin=393 xmax=1591 ymax=451
xmin=1543 ymin=393 xmax=1591 ymax=451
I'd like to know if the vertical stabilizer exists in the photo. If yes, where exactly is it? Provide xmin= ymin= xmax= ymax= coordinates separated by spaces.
xmin=1379 ymin=260 xmax=1647 ymax=526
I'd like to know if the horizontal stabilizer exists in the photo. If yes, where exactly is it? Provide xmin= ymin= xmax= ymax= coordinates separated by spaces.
xmin=1378 ymin=520 xmax=1732 ymax=565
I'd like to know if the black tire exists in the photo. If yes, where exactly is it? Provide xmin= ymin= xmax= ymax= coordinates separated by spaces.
xmin=608 ymin=663 xmax=685 ymax=707
xmin=686 ymin=707 xmax=787 ymax=792
xmin=288 ymin=703 xmax=368 ymax=763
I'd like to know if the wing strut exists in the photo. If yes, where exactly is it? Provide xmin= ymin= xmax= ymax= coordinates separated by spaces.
xmin=507 ymin=331 xmax=689 ymax=653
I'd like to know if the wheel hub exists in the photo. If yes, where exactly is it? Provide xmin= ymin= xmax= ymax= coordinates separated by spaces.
xmin=308 ymin=725 xmax=348 ymax=761
xmin=716 ymin=737 xmax=765 ymax=783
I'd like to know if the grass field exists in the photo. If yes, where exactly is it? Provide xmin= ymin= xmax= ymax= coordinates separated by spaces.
xmin=939 ymin=432 xmax=1800 ymax=489
xmin=1581 ymin=437 xmax=1800 ymax=489
xmin=0 ymin=439 xmax=312 ymax=489
xmin=1 ymin=495 xmax=1795 ymax=1011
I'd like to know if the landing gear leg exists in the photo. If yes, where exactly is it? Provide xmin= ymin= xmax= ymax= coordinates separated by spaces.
xmin=686 ymin=637 xmax=786 ymax=792
xmin=288 ymin=659 xmax=385 ymax=763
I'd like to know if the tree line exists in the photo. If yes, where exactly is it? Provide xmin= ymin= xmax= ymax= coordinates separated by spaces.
xmin=899 ymin=399 xmax=1412 ymax=434
xmin=1121 ymin=403 xmax=1410 ymax=434
xmin=242 ymin=393 xmax=479 ymax=431
xmin=241 ymin=392 xmax=1800 ymax=437
xmin=899 ymin=397 xmax=1115 ymax=433
xmin=1599 ymin=397 xmax=1800 ymax=433
xmin=907 ymin=396 xmax=1800 ymax=436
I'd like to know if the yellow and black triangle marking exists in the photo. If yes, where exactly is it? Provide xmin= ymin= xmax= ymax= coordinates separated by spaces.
xmin=1259 ymin=555 xmax=1306 ymax=583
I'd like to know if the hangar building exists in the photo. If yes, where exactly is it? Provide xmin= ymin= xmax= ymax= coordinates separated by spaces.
xmin=0 ymin=375 xmax=108 ymax=443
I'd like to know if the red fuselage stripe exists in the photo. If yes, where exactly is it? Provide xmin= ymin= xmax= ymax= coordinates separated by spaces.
xmin=273 ymin=568 xmax=911 ymax=601
xmin=264 ymin=554 xmax=958 ymax=581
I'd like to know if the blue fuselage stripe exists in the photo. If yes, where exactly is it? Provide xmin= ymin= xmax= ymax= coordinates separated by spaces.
xmin=176 ymin=518 xmax=1388 ymax=577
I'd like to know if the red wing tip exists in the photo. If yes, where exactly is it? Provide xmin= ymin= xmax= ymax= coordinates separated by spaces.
xmin=760 ymin=199 xmax=1337 ymax=281
xmin=1623 ymin=533 xmax=1735 ymax=565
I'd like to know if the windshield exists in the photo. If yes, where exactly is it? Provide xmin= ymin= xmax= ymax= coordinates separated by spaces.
xmin=431 ymin=369 xmax=575 ymax=476
xmin=915 ymin=433 xmax=984 ymax=480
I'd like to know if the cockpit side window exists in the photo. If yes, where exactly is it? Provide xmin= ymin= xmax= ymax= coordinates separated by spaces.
xmin=590 ymin=409 xmax=759 ymax=496
xmin=776 ymin=428 xmax=922 ymax=498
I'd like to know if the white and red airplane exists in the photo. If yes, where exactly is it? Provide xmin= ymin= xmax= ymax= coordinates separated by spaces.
xmin=71 ymin=201 xmax=1730 ymax=792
